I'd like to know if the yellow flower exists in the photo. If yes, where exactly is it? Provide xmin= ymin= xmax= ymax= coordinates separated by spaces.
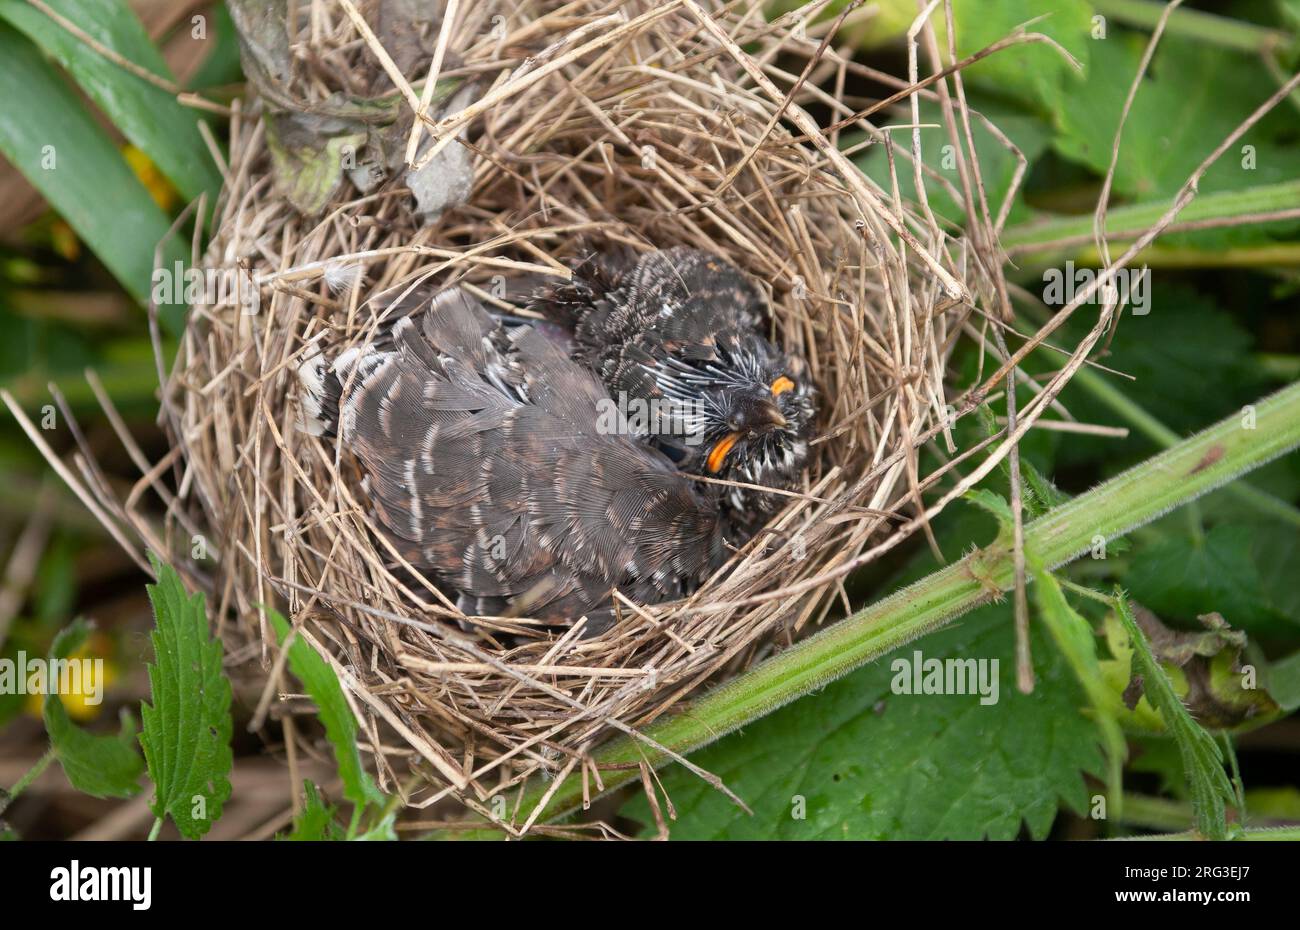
xmin=24 ymin=637 xmax=119 ymax=722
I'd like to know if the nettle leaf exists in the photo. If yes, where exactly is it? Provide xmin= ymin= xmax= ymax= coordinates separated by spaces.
xmin=1113 ymin=595 xmax=1235 ymax=840
xmin=1052 ymin=36 xmax=1300 ymax=202
xmin=1098 ymin=608 xmax=1280 ymax=732
xmin=1124 ymin=524 xmax=1300 ymax=637
xmin=951 ymin=0 xmax=1091 ymax=115
xmin=43 ymin=619 xmax=143 ymax=799
xmin=269 ymin=610 xmax=384 ymax=810
xmin=139 ymin=554 xmax=233 ymax=839
xmin=1241 ymin=521 xmax=1300 ymax=622
xmin=624 ymin=605 xmax=1103 ymax=839
xmin=1266 ymin=650 xmax=1300 ymax=713
xmin=1051 ymin=289 xmax=1265 ymax=470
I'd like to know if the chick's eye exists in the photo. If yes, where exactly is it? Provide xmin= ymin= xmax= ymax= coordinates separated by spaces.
xmin=770 ymin=376 xmax=795 ymax=396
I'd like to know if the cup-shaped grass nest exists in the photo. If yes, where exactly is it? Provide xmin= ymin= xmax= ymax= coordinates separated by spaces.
xmin=123 ymin=1 xmax=996 ymax=815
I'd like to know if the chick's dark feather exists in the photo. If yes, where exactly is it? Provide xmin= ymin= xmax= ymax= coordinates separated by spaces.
xmin=301 ymin=288 xmax=723 ymax=635
xmin=530 ymin=247 xmax=816 ymax=526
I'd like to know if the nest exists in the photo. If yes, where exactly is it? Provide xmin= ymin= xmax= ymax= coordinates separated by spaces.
xmin=82 ymin=1 xmax=1013 ymax=826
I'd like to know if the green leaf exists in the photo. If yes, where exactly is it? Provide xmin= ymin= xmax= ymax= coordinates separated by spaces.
xmin=1266 ymin=649 xmax=1300 ymax=712
xmin=0 ymin=24 xmax=188 ymax=328
xmin=264 ymin=115 xmax=366 ymax=216
xmin=186 ymin=3 xmax=244 ymax=91
xmin=1030 ymin=570 xmax=1126 ymax=817
xmin=139 ymin=553 xmax=233 ymax=839
xmin=283 ymin=781 xmax=346 ymax=841
xmin=1243 ymin=520 xmax=1300 ymax=621
xmin=43 ymin=619 xmax=143 ymax=799
xmin=1113 ymin=594 xmax=1235 ymax=840
xmin=0 ymin=0 xmax=222 ymax=203
xmin=1051 ymin=289 xmax=1266 ymax=470
xmin=1099 ymin=608 xmax=1281 ymax=732
xmin=269 ymin=610 xmax=385 ymax=810
xmin=47 ymin=703 xmax=146 ymax=800
xmin=1052 ymin=36 xmax=1300 ymax=202
xmin=1124 ymin=524 xmax=1300 ymax=636
xmin=855 ymin=96 xmax=1050 ymax=229
xmin=951 ymin=0 xmax=1091 ymax=115
xmin=962 ymin=487 xmax=1016 ymax=532
xmin=351 ymin=811 xmax=398 ymax=841
xmin=622 ymin=605 xmax=1103 ymax=839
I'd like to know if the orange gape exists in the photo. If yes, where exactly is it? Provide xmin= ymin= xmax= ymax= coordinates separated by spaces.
xmin=771 ymin=376 xmax=795 ymax=396
xmin=706 ymin=432 xmax=741 ymax=473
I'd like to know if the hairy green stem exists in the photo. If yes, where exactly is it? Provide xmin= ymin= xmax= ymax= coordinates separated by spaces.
xmin=520 ymin=381 xmax=1300 ymax=823
xmin=1119 ymin=793 xmax=1199 ymax=832
xmin=1 ymin=749 xmax=55 ymax=815
xmin=1002 ymin=181 xmax=1300 ymax=256
xmin=1073 ymin=243 xmax=1300 ymax=269
xmin=1128 ymin=825 xmax=1300 ymax=841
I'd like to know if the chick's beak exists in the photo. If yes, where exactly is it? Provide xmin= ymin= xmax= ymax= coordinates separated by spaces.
xmin=751 ymin=399 xmax=788 ymax=429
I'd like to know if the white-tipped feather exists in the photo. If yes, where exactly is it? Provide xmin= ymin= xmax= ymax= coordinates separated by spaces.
xmin=296 ymin=354 xmax=327 ymax=437
xmin=332 ymin=346 xmax=363 ymax=377
xmin=339 ymin=350 xmax=393 ymax=441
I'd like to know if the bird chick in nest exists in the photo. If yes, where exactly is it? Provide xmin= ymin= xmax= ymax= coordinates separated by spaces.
xmin=297 ymin=287 xmax=724 ymax=636
xmin=528 ymin=246 xmax=816 ymax=534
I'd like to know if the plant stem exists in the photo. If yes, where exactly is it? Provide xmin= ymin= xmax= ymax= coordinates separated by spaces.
xmin=1091 ymin=0 xmax=1292 ymax=55
xmin=1001 ymin=181 xmax=1300 ymax=256
xmin=1129 ymin=825 xmax=1300 ymax=841
xmin=520 ymin=381 xmax=1300 ymax=823
xmin=1 ymin=749 xmax=55 ymax=815
xmin=1119 ymin=793 xmax=1196 ymax=832
xmin=1074 ymin=242 xmax=1300 ymax=270
xmin=147 ymin=817 xmax=163 ymax=841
